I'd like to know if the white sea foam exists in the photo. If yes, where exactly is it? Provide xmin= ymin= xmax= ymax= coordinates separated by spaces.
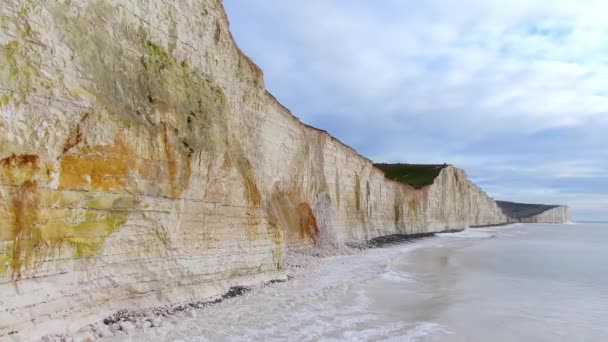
xmin=438 ymin=228 xmax=497 ymax=239
xmin=382 ymin=322 xmax=452 ymax=342
xmin=103 ymin=241 xmax=432 ymax=341
xmin=102 ymin=223 xmax=608 ymax=342
xmin=99 ymin=231 xmax=485 ymax=341
xmin=381 ymin=269 xmax=417 ymax=284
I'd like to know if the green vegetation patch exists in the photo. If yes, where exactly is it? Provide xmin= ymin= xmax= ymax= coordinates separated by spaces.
xmin=495 ymin=201 xmax=559 ymax=220
xmin=374 ymin=163 xmax=448 ymax=189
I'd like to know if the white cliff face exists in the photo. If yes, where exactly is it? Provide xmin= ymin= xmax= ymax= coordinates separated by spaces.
xmin=0 ymin=0 xmax=506 ymax=339
xmin=521 ymin=206 xmax=572 ymax=224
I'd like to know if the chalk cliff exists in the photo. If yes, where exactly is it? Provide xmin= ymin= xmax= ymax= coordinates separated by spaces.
xmin=0 ymin=0 xmax=512 ymax=338
xmin=520 ymin=206 xmax=571 ymax=224
xmin=496 ymin=201 xmax=571 ymax=224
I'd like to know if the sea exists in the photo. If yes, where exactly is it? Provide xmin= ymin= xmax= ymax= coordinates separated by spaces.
xmin=115 ymin=222 xmax=608 ymax=342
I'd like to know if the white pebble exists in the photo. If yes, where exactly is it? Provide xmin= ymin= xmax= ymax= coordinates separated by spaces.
xmin=72 ymin=332 xmax=95 ymax=342
xmin=151 ymin=318 xmax=163 ymax=327
xmin=186 ymin=309 xmax=197 ymax=318
xmin=98 ymin=329 xmax=114 ymax=338
xmin=119 ymin=321 xmax=136 ymax=332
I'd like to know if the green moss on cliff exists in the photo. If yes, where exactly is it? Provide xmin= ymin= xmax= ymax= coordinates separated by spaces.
xmin=143 ymin=39 xmax=173 ymax=72
xmin=375 ymin=163 xmax=447 ymax=189
xmin=51 ymin=1 xmax=229 ymax=158
xmin=1 ymin=39 xmax=40 ymax=106
xmin=0 ymin=0 xmax=48 ymax=108
xmin=496 ymin=201 xmax=560 ymax=220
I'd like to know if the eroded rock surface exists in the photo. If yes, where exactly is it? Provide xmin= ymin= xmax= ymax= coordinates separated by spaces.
xmin=496 ymin=201 xmax=571 ymax=223
xmin=520 ymin=206 xmax=571 ymax=224
xmin=1 ymin=0 xmax=508 ymax=339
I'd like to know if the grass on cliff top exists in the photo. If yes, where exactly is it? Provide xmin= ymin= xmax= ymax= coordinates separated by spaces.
xmin=495 ymin=201 xmax=559 ymax=220
xmin=374 ymin=163 xmax=448 ymax=189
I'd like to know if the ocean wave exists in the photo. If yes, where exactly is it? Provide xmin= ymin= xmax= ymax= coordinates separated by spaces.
xmin=381 ymin=322 xmax=451 ymax=342
xmin=339 ymin=321 xmax=407 ymax=342
xmin=381 ymin=269 xmax=417 ymax=284
xmin=439 ymin=228 xmax=498 ymax=239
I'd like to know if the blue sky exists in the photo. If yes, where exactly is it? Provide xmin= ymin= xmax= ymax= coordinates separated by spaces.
xmin=223 ymin=0 xmax=608 ymax=221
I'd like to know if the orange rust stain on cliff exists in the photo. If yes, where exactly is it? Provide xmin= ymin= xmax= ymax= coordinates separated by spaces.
xmin=268 ymin=220 xmax=283 ymax=246
xmin=245 ymin=184 xmax=261 ymax=241
xmin=162 ymin=123 xmax=178 ymax=197
xmin=243 ymin=172 xmax=261 ymax=207
xmin=1 ymin=148 xmax=135 ymax=279
xmin=10 ymin=180 xmax=39 ymax=281
xmin=242 ymin=168 xmax=261 ymax=240
xmin=161 ymin=122 xmax=192 ymax=198
xmin=267 ymin=188 xmax=318 ymax=245
xmin=297 ymin=202 xmax=319 ymax=243
xmin=223 ymin=146 xmax=262 ymax=240
xmin=233 ymin=146 xmax=261 ymax=207
xmin=268 ymin=219 xmax=284 ymax=270
xmin=225 ymin=146 xmax=261 ymax=207
xmin=0 ymin=153 xmax=50 ymax=189
xmin=0 ymin=154 xmax=41 ymax=184
xmin=59 ymin=135 xmax=132 ymax=191
xmin=354 ymin=174 xmax=361 ymax=212
xmin=0 ymin=154 xmax=46 ymax=281
xmin=62 ymin=112 xmax=90 ymax=154
xmin=0 ymin=154 xmax=39 ymax=168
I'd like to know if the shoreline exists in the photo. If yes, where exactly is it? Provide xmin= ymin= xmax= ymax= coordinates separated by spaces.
xmin=41 ymin=280 xmax=289 ymax=341
xmin=42 ymin=225 xmax=516 ymax=341
xmin=470 ymin=222 xmax=514 ymax=228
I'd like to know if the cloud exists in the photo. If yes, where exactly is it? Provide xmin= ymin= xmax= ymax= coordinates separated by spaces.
xmin=224 ymin=0 xmax=608 ymax=220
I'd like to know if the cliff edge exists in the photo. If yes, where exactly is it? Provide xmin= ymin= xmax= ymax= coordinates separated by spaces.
xmin=496 ymin=201 xmax=571 ymax=223
xmin=0 ymin=0 xmax=549 ymax=339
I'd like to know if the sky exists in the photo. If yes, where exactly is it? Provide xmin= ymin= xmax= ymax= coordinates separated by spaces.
xmin=223 ymin=0 xmax=608 ymax=221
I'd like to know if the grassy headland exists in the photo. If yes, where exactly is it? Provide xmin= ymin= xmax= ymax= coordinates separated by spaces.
xmin=374 ymin=163 xmax=448 ymax=189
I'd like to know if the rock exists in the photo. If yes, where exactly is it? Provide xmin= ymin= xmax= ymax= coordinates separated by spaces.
xmin=98 ymin=329 xmax=114 ymax=338
xmin=142 ymin=321 xmax=152 ymax=329
xmin=91 ymin=323 xmax=103 ymax=333
xmin=109 ymin=323 xmax=122 ymax=333
xmin=119 ymin=321 xmax=136 ymax=332
xmin=186 ymin=309 xmax=197 ymax=319
xmin=151 ymin=318 xmax=163 ymax=328
xmin=72 ymin=332 xmax=95 ymax=342
xmin=92 ymin=324 xmax=113 ymax=338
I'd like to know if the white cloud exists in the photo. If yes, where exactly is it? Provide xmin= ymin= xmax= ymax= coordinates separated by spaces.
xmin=224 ymin=0 xmax=608 ymax=219
xmin=233 ymin=0 xmax=608 ymax=125
xmin=486 ymin=185 xmax=608 ymax=221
